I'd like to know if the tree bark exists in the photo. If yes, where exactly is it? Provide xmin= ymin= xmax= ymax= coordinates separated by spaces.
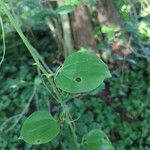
xmin=97 ymin=0 xmax=121 ymax=26
xmin=71 ymin=5 xmax=96 ymax=50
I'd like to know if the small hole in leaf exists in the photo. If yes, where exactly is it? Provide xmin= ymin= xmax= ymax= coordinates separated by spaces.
xmin=75 ymin=77 xmax=82 ymax=82
xmin=36 ymin=139 xmax=41 ymax=144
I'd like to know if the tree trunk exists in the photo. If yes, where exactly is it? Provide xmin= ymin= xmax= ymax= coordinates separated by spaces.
xmin=71 ymin=5 xmax=96 ymax=50
xmin=97 ymin=0 xmax=121 ymax=26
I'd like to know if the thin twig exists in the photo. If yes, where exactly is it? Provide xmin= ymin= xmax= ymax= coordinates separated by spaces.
xmin=5 ymin=86 xmax=37 ymax=133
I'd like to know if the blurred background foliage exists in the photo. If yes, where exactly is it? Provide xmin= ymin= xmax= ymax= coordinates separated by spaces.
xmin=0 ymin=0 xmax=150 ymax=150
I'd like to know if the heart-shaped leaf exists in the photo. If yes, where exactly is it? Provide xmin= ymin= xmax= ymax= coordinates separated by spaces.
xmin=86 ymin=129 xmax=114 ymax=150
xmin=55 ymin=50 xmax=111 ymax=93
xmin=20 ymin=111 xmax=60 ymax=145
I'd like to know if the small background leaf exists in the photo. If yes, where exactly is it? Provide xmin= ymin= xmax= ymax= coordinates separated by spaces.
xmin=55 ymin=5 xmax=75 ymax=14
xmin=20 ymin=111 xmax=60 ymax=145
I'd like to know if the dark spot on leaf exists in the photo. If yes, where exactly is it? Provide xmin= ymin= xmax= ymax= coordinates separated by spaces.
xmin=36 ymin=139 xmax=41 ymax=144
xmin=75 ymin=77 xmax=82 ymax=82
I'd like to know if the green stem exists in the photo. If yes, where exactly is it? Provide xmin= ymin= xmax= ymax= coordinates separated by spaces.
xmin=0 ymin=1 xmax=80 ymax=149
xmin=68 ymin=114 xmax=80 ymax=150
xmin=47 ymin=77 xmax=80 ymax=150
xmin=0 ymin=15 xmax=6 ymax=66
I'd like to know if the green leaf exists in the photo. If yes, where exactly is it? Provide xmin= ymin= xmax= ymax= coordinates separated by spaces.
xmin=86 ymin=129 xmax=114 ymax=150
xmin=55 ymin=5 xmax=75 ymax=14
xmin=20 ymin=111 xmax=60 ymax=145
xmin=55 ymin=50 xmax=111 ymax=93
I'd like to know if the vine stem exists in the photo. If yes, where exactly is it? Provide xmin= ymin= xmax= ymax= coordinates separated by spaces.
xmin=0 ymin=1 xmax=80 ymax=149
xmin=46 ymin=77 xmax=80 ymax=150
xmin=0 ymin=14 xmax=6 ymax=66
